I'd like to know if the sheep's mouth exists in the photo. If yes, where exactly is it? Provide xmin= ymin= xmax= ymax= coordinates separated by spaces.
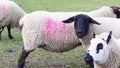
xmin=78 ymin=36 xmax=84 ymax=38
xmin=76 ymin=34 xmax=84 ymax=38
xmin=76 ymin=33 xmax=85 ymax=38
xmin=75 ymin=31 xmax=88 ymax=38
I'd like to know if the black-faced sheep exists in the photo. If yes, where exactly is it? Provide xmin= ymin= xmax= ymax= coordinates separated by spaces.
xmin=63 ymin=14 xmax=120 ymax=51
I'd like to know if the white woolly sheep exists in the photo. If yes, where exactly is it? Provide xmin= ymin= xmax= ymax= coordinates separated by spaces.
xmin=17 ymin=6 xmax=120 ymax=68
xmin=0 ymin=0 xmax=26 ymax=40
xmin=84 ymin=31 xmax=120 ymax=68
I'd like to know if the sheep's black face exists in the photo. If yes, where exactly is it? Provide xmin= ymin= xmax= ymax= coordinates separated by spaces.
xmin=74 ymin=15 xmax=90 ymax=38
xmin=110 ymin=6 xmax=120 ymax=18
xmin=63 ymin=14 xmax=100 ymax=38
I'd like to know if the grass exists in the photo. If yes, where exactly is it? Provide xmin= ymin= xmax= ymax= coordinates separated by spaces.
xmin=13 ymin=0 xmax=120 ymax=12
xmin=0 ymin=0 xmax=120 ymax=68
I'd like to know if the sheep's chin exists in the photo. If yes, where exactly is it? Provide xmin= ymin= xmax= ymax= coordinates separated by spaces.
xmin=94 ymin=59 xmax=107 ymax=65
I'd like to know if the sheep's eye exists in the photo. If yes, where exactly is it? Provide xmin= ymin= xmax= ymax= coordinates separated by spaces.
xmin=96 ymin=43 xmax=103 ymax=53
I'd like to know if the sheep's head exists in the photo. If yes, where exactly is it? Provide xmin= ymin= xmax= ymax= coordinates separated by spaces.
xmin=63 ymin=14 xmax=100 ymax=38
xmin=84 ymin=31 xmax=112 ymax=65
xmin=110 ymin=6 xmax=120 ymax=18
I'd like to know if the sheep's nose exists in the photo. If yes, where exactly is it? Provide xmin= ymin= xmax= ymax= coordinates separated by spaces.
xmin=76 ymin=30 xmax=84 ymax=38
xmin=84 ymin=53 xmax=94 ymax=68
xmin=84 ymin=53 xmax=94 ymax=64
xmin=78 ymin=31 xmax=83 ymax=34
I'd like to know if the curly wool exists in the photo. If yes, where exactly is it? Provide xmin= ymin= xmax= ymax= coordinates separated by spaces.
xmin=20 ymin=11 xmax=79 ymax=52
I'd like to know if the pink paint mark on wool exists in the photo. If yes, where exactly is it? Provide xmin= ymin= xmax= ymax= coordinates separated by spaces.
xmin=1 ymin=5 xmax=7 ymax=15
xmin=45 ymin=17 xmax=67 ymax=38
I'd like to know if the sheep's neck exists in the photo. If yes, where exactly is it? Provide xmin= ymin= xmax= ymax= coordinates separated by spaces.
xmin=79 ymin=24 xmax=93 ymax=51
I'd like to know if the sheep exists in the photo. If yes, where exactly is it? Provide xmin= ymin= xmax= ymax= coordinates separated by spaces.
xmin=0 ymin=0 xmax=26 ymax=40
xmin=84 ymin=31 xmax=120 ymax=68
xmin=63 ymin=14 xmax=120 ymax=67
xmin=17 ymin=6 xmax=120 ymax=68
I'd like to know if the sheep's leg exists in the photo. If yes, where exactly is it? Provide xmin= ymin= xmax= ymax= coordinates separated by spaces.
xmin=0 ymin=26 xmax=5 ymax=40
xmin=18 ymin=47 xmax=33 ymax=68
xmin=7 ymin=26 xmax=13 ymax=39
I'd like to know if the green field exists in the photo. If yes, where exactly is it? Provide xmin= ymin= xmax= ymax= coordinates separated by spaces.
xmin=0 ymin=0 xmax=120 ymax=68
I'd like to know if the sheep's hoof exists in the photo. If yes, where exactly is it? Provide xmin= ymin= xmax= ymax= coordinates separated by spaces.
xmin=17 ymin=64 xmax=24 ymax=68
xmin=9 ymin=36 xmax=14 ymax=39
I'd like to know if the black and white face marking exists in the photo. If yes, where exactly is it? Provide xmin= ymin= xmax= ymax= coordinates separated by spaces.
xmin=63 ymin=14 xmax=100 ymax=38
xmin=93 ymin=32 xmax=104 ymax=53
xmin=85 ymin=31 xmax=112 ymax=64
xmin=85 ymin=37 xmax=108 ymax=64
xmin=96 ymin=43 xmax=103 ymax=53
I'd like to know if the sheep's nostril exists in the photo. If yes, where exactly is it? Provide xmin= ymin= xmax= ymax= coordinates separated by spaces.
xmin=84 ymin=53 xmax=94 ymax=63
xmin=78 ymin=31 xmax=83 ymax=35
xmin=84 ymin=53 xmax=94 ymax=68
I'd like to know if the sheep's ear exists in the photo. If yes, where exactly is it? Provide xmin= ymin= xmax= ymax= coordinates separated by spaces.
xmin=110 ymin=6 xmax=120 ymax=18
xmin=62 ymin=16 xmax=74 ymax=23
xmin=93 ymin=32 xmax=96 ymax=38
xmin=106 ymin=31 xmax=112 ymax=44
xmin=89 ymin=17 xmax=101 ymax=25
xmin=110 ymin=6 xmax=120 ymax=13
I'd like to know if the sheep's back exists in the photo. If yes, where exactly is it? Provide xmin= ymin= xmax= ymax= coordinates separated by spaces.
xmin=8 ymin=0 xmax=26 ymax=28
xmin=92 ymin=17 xmax=120 ymax=39
xmin=0 ymin=0 xmax=26 ymax=27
